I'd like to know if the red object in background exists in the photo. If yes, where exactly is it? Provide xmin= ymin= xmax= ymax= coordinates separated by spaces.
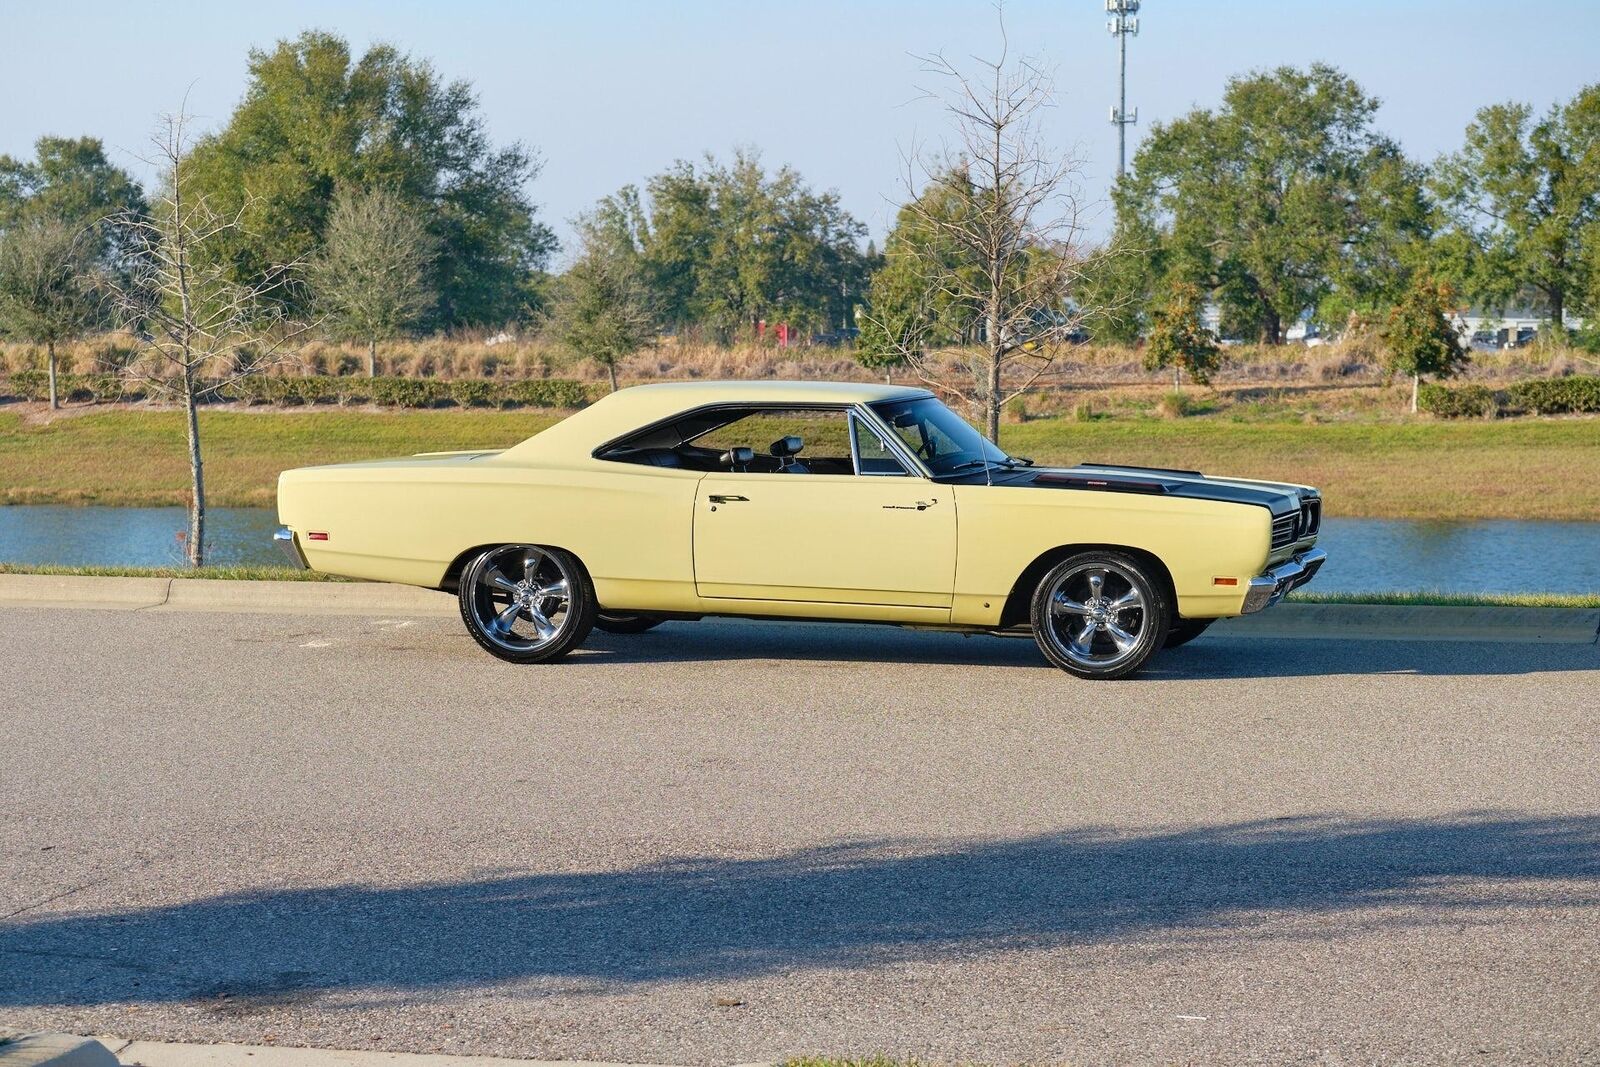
xmin=777 ymin=322 xmax=790 ymax=347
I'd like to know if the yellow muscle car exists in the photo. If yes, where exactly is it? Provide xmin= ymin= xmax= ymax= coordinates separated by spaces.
xmin=276 ymin=381 xmax=1325 ymax=678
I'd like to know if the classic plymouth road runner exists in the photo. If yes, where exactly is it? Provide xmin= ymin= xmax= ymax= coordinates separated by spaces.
xmin=277 ymin=381 xmax=1325 ymax=678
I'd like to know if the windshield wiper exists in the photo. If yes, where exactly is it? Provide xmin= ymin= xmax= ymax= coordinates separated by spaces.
xmin=936 ymin=458 xmax=1002 ymax=477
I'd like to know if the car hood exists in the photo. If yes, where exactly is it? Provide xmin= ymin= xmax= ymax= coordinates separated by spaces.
xmin=973 ymin=462 xmax=1313 ymax=515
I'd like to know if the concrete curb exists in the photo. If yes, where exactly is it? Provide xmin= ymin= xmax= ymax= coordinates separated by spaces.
xmin=0 ymin=575 xmax=1595 ymax=643
xmin=1220 ymin=602 xmax=1600 ymax=644
xmin=88 ymin=1038 xmax=704 ymax=1067
xmin=159 ymin=578 xmax=456 ymax=617
xmin=0 ymin=1034 xmax=119 ymax=1067
xmin=0 ymin=574 xmax=171 ymax=610
xmin=0 ymin=574 xmax=456 ymax=617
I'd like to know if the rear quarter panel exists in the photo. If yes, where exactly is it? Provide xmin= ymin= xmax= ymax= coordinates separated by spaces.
xmin=951 ymin=484 xmax=1271 ymax=624
xmin=277 ymin=458 xmax=700 ymax=605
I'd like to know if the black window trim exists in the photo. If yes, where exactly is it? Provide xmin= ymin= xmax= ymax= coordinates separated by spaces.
xmin=592 ymin=399 xmax=933 ymax=479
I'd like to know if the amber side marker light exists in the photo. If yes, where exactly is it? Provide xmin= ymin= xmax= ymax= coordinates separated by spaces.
xmin=1212 ymin=577 xmax=1238 ymax=586
xmin=308 ymin=531 xmax=329 ymax=541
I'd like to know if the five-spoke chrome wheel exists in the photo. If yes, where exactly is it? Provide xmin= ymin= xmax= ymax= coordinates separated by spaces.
xmin=1029 ymin=551 xmax=1169 ymax=679
xmin=458 ymin=544 xmax=596 ymax=663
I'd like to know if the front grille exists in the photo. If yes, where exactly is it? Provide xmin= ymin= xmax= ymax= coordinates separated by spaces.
xmin=1271 ymin=513 xmax=1299 ymax=550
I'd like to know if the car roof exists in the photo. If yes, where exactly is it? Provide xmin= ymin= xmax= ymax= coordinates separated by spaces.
xmin=498 ymin=380 xmax=934 ymax=463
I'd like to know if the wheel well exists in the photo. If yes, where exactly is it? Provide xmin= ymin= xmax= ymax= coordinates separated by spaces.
xmin=438 ymin=542 xmax=591 ymax=594
xmin=998 ymin=543 xmax=1178 ymax=629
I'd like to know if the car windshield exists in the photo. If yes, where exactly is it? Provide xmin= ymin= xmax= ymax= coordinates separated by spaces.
xmin=870 ymin=396 xmax=1013 ymax=477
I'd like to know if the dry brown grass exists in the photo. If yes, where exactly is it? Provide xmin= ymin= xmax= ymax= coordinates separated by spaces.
xmin=5 ymin=332 xmax=1595 ymax=425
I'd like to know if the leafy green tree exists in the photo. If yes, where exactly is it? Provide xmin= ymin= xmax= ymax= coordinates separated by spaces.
xmin=0 ymin=217 xmax=101 ymax=409
xmin=591 ymin=151 xmax=869 ymax=339
xmin=1380 ymin=277 xmax=1469 ymax=413
xmin=1143 ymin=281 xmax=1221 ymax=387
xmin=856 ymin=169 xmax=988 ymax=372
xmin=1431 ymin=84 xmax=1600 ymax=328
xmin=547 ymin=219 xmax=655 ymax=392
xmin=185 ymin=31 xmax=554 ymax=327
xmin=0 ymin=136 xmax=146 ymax=261
xmin=1117 ymin=64 xmax=1428 ymax=343
xmin=307 ymin=187 xmax=436 ymax=376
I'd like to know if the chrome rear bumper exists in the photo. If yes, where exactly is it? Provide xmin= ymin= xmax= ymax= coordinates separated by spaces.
xmin=273 ymin=526 xmax=308 ymax=569
xmin=1240 ymin=548 xmax=1327 ymax=614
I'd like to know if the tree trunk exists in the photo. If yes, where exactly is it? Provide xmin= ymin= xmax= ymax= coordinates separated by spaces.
xmin=1550 ymin=288 xmax=1564 ymax=331
xmin=606 ymin=362 xmax=619 ymax=393
xmin=1411 ymin=372 xmax=1420 ymax=415
xmin=367 ymin=338 xmax=377 ymax=378
xmin=1173 ymin=364 xmax=1181 ymax=389
xmin=46 ymin=340 xmax=59 ymax=410
xmin=1260 ymin=307 xmax=1282 ymax=346
xmin=183 ymin=365 xmax=206 ymax=567
xmin=984 ymin=346 xmax=1002 ymax=444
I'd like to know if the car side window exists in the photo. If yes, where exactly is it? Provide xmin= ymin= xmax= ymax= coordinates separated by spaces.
xmin=851 ymin=414 xmax=908 ymax=476
xmin=689 ymin=408 xmax=857 ymax=475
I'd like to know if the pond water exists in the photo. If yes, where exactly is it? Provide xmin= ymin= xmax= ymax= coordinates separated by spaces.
xmin=1 ymin=505 xmax=1597 ymax=595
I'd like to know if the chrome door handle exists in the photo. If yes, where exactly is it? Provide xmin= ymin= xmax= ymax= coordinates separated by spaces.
xmin=708 ymin=494 xmax=748 ymax=504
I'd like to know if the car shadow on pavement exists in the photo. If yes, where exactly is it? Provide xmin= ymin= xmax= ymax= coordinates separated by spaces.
xmin=574 ymin=621 xmax=1599 ymax=678
xmin=2 ymin=812 xmax=1596 ymax=1008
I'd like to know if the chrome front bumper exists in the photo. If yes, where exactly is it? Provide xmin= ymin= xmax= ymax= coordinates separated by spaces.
xmin=1240 ymin=548 xmax=1327 ymax=614
xmin=273 ymin=526 xmax=309 ymax=569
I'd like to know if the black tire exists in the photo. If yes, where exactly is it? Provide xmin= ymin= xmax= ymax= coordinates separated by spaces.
xmin=594 ymin=612 xmax=665 ymax=634
xmin=1164 ymin=618 xmax=1214 ymax=649
xmin=1029 ymin=550 xmax=1171 ymax=680
xmin=458 ymin=544 xmax=597 ymax=664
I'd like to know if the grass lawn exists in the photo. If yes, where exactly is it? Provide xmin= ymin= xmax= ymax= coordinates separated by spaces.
xmin=2 ymin=406 xmax=1598 ymax=520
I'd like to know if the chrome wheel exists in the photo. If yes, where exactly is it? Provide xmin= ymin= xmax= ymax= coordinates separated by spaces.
xmin=1039 ymin=561 xmax=1150 ymax=671
xmin=465 ymin=545 xmax=574 ymax=653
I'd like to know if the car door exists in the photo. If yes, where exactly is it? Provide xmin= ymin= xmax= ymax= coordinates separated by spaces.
xmin=692 ymin=410 xmax=956 ymax=607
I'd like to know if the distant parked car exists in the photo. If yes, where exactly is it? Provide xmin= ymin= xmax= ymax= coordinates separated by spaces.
xmin=276 ymin=382 xmax=1325 ymax=679
xmin=809 ymin=327 xmax=860 ymax=346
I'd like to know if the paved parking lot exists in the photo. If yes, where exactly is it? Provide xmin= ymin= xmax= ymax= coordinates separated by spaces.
xmin=2 ymin=607 xmax=1597 ymax=1064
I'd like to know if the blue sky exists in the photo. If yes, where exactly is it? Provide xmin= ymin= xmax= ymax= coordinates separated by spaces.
xmin=4 ymin=1 xmax=1598 ymax=251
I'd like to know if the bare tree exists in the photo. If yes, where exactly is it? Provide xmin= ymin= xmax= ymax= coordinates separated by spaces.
xmin=102 ymin=112 xmax=308 ymax=566
xmin=862 ymin=16 xmax=1104 ymax=442
xmin=0 ymin=217 xmax=101 ymax=409
xmin=307 ymin=186 xmax=436 ymax=376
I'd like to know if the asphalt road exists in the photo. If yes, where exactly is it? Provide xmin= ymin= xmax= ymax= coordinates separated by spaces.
xmin=2 ymin=606 xmax=1597 ymax=1065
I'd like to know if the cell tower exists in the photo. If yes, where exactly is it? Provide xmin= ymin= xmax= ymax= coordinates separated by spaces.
xmin=1106 ymin=0 xmax=1140 ymax=180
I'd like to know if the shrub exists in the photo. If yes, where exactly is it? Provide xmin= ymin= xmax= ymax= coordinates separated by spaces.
xmin=1506 ymin=376 xmax=1600 ymax=415
xmin=449 ymin=378 xmax=496 ymax=407
xmin=84 ymin=374 xmax=138 ymax=403
xmin=1417 ymin=382 xmax=1497 ymax=418
xmin=503 ymin=378 xmax=588 ymax=408
xmin=1156 ymin=390 xmax=1195 ymax=418
xmin=7 ymin=370 xmax=48 ymax=399
xmin=371 ymin=376 xmax=445 ymax=408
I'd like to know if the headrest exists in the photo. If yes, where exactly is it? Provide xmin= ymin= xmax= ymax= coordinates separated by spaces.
xmin=720 ymin=446 xmax=755 ymax=467
xmin=769 ymin=435 xmax=803 ymax=457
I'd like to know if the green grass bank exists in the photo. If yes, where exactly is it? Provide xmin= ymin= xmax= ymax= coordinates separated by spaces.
xmin=2 ymin=407 xmax=1598 ymax=520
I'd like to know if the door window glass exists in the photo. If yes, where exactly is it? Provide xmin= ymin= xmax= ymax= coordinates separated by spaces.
xmin=851 ymin=414 xmax=908 ymax=476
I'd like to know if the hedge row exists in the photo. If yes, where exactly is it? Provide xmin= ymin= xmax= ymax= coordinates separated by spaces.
xmin=1417 ymin=382 xmax=1496 ymax=418
xmin=2 ymin=371 xmax=592 ymax=410
xmin=1419 ymin=376 xmax=1600 ymax=418
xmin=1505 ymin=376 xmax=1600 ymax=415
